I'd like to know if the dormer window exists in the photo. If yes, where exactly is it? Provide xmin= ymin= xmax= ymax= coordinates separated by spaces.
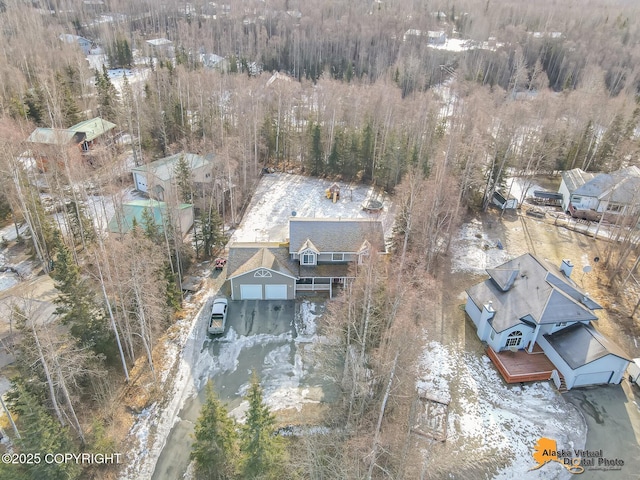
xmin=301 ymin=249 xmax=316 ymax=266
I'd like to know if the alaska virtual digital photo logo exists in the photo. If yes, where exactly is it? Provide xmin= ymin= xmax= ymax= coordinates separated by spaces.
xmin=530 ymin=437 xmax=625 ymax=474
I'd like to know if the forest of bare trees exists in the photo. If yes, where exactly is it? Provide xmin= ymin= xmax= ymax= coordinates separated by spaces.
xmin=0 ymin=0 xmax=639 ymax=478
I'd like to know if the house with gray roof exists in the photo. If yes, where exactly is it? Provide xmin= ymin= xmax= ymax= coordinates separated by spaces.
xmin=466 ymin=253 xmax=629 ymax=390
xmin=131 ymin=153 xmax=214 ymax=205
xmin=226 ymin=218 xmax=385 ymax=300
xmin=558 ymin=166 xmax=640 ymax=224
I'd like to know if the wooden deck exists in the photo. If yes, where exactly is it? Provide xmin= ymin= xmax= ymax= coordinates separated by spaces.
xmin=486 ymin=345 xmax=556 ymax=383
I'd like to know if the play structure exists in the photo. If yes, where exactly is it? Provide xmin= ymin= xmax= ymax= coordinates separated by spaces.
xmin=325 ymin=183 xmax=341 ymax=202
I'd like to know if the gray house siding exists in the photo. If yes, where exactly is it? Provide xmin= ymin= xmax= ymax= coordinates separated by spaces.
xmin=230 ymin=269 xmax=295 ymax=300
xmin=465 ymin=297 xmax=481 ymax=328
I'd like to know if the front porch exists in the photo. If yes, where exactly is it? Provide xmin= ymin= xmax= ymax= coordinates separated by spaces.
xmin=486 ymin=344 xmax=557 ymax=383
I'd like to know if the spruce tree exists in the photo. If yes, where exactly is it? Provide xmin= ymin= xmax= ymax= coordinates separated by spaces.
xmin=191 ymin=381 xmax=239 ymax=480
xmin=240 ymin=372 xmax=287 ymax=480
xmin=5 ymin=378 xmax=81 ymax=480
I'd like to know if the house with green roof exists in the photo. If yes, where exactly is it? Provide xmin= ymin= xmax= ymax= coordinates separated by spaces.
xmin=131 ymin=153 xmax=214 ymax=204
xmin=27 ymin=117 xmax=117 ymax=170
xmin=107 ymin=199 xmax=194 ymax=237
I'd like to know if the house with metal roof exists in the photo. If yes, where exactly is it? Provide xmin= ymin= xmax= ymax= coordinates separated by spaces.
xmin=107 ymin=199 xmax=194 ymax=237
xmin=27 ymin=117 xmax=117 ymax=170
xmin=558 ymin=166 xmax=640 ymax=224
xmin=466 ymin=253 xmax=629 ymax=390
xmin=131 ymin=153 xmax=215 ymax=205
xmin=226 ymin=218 xmax=385 ymax=300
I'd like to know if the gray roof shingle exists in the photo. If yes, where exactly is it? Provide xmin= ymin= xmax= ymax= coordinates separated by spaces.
xmin=289 ymin=218 xmax=384 ymax=254
xmin=467 ymin=253 xmax=601 ymax=333
xmin=544 ymin=323 xmax=629 ymax=369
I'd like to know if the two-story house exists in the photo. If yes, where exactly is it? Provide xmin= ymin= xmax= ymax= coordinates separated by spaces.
xmin=465 ymin=253 xmax=629 ymax=390
xmin=226 ymin=218 xmax=385 ymax=300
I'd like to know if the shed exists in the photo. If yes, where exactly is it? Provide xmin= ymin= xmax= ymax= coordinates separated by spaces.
xmin=325 ymin=182 xmax=341 ymax=201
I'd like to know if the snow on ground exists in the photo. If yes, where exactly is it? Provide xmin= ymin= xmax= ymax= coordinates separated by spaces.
xmin=417 ymin=341 xmax=586 ymax=478
xmin=121 ymin=298 xmax=327 ymax=480
xmin=231 ymin=173 xmax=395 ymax=243
xmin=451 ymin=218 xmax=511 ymax=273
xmin=506 ymin=176 xmax=549 ymax=203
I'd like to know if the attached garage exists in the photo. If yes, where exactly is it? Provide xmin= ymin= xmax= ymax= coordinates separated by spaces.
xmin=573 ymin=371 xmax=613 ymax=388
xmin=542 ymin=323 xmax=630 ymax=390
xmin=240 ymin=284 xmax=263 ymax=300
xmin=227 ymin=248 xmax=297 ymax=301
xmin=265 ymin=284 xmax=288 ymax=299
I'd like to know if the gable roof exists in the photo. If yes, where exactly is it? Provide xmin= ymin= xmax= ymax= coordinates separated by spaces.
xmin=466 ymin=253 xmax=601 ymax=333
xmin=561 ymin=168 xmax=596 ymax=193
xmin=107 ymin=199 xmax=192 ymax=234
xmin=573 ymin=166 xmax=640 ymax=204
xmin=27 ymin=128 xmax=83 ymax=145
xmin=69 ymin=117 xmax=116 ymax=141
xmin=544 ymin=323 xmax=629 ymax=369
xmin=288 ymin=218 xmax=384 ymax=254
xmin=131 ymin=153 xmax=213 ymax=183
xmin=227 ymin=244 xmax=297 ymax=279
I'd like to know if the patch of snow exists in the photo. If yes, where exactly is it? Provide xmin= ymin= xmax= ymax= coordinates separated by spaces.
xmin=0 ymin=273 xmax=20 ymax=292
xmin=231 ymin=173 xmax=395 ymax=242
xmin=417 ymin=341 xmax=586 ymax=478
xmin=450 ymin=218 xmax=511 ymax=273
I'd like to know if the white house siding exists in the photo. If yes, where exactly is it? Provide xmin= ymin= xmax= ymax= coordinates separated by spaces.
xmin=177 ymin=207 xmax=194 ymax=235
xmin=558 ymin=178 xmax=571 ymax=211
xmin=570 ymin=194 xmax=599 ymax=211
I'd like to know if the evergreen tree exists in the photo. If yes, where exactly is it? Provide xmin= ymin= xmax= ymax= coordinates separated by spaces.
xmin=66 ymin=200 xmax=95 ymax=247
xmin=190 ymin=382 xmax=239 ymax=480
xmin=95 ymin=65 xmax=119 ymax=122
xmin=174 ymin=155 xmax=193 ymax=204
xmin=194 ymin=210 xmax=225 ymax=258
xmin=240 ymin=372 xmax=287 ymax=479
xmin=141 ymin=206 xmax=161 ymax=242
xmin=310 ymin=123 xmax=323 ymax=176
xmin=51 ymin=236 xmax=113 ymax=359
xmin=5 ymin=378 xmax=81 ymax=480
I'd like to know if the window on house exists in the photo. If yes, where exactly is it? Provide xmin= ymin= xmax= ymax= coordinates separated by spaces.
xmin=555 ymin=322 xmax=567 ymax=327
xmin=301 ymin=251 xmax=316 ymax=265
xmin=506 ymin=330 xmax=523 ymax=347
xmin=606 ymin=203 xmax=623 ymax=213
xmin=490 ymin=329 xmax=495 ymax=340
xmin=205 ymin=173 xmax=211 ymax=178
xmin=572 ymin=196 xmax=582 ymax=203
xmin=332 ymin=253 xmax=344 ymax=261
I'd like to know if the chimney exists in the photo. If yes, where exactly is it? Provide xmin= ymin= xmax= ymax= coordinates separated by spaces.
xmin=560 ymin=259 xmax=573 ymax=277
xmin=480 ymin=301 xmax=495 ymax=323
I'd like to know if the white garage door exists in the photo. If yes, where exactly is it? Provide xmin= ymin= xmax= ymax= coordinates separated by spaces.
xmin=574 ymin=371 xmax=613 ymax=387
xmin=240 ymin=284 xmax=263 ymax=300
xmin=134 ymin=173 xmax=148 ymax=192
xmin=265 ymin=284 xmax=288 ymax=300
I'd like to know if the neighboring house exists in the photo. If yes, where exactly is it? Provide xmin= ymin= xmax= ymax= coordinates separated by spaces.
xmin=27 ymin=117 xmax=116 ymax=170
xmin=465 ymin=253 xmax=629 ymax=390
xmin=107 ymin=199 xmax=194 ymax=237
xmin=59 ymin=34 xmax=93 ymax=55
xmin=558 ymin=166 xmax=640 ymax=223
xmin=146 ymin=38 xmax=174 ymax=58
xmin=427 ymin=30 xmax=447 ymax=45
xmin=200 ymin=53 xmax=227 ymax=71
xmin=131 ymin=153 xmax=214 ymax=205
xmin=226 ymin=218 xmax=385 ymax=300
xmin=403 ymin=29 xmax=422 ymax=42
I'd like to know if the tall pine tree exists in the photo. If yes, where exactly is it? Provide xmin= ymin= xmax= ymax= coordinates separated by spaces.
xmin=190 ymin=382 xmax=239 ymax=480
xmin=240 ymin=372 xmax=287 ymax=479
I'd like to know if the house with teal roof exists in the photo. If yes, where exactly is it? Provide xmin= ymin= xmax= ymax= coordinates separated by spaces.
xmin=107 ymin=199 xmax=194 ymax=237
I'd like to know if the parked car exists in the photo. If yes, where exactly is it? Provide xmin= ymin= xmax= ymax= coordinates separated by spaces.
xmin=208 ymin=297 xmax=228 ymax=335
xmin=214 ymin=258 xmax=227 ymax=270
xmin=629 ymin=358 xmax=640 ymax=386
